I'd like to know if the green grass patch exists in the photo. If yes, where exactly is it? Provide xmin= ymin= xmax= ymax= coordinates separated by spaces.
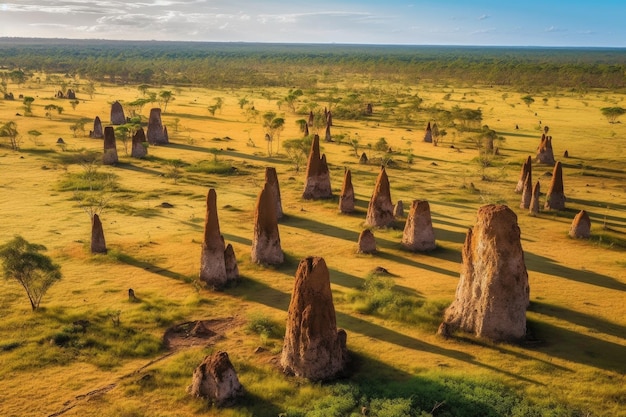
xmin=344 ymin=273 xmax=447 ymax=330
xmin=186 ymin=160 xmax=239 ymax=175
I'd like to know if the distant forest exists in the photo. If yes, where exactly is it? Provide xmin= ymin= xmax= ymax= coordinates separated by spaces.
xmin=1 ymin=38 xmax=625 ymax=90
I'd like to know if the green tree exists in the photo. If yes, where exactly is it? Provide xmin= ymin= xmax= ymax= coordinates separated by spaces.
xmin=0 ymin=236 xmax=62 ymax=311
xmin=83 ymin=81 xmax=96 ymax=99
xmin=284 ymin=89 xmax=303 ymax=112
xmin=0 ymin=120 xmax=20 ymax=150
xmin=283 ymin=137 xmax=312 ymax=173
xmin=600 ymin=107 xmax=626 ymax=123
xmin=27 ymin=129 xmax=42 ymax=145
xmin=521 ymin=95 xmax=535 ymax=107
xmin=158 ymin=90 xmax=174 ymax=112
xmin=238 ymin=96 xmax=249 ymax=109
xmin=262 ymin=111 xmax=285 ymax=156
xmin=22 ymin=96 xmax=35 ymax=116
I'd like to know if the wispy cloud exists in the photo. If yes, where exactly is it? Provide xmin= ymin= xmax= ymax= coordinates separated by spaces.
xmin=545 ymin=26 xmax=567 ymax=33
xmin=478 ymin=14 xmax=490 ymax=20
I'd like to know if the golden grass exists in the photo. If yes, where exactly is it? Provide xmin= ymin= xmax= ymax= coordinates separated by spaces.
xmin=0 ymin=75 xmax=624 ymax=416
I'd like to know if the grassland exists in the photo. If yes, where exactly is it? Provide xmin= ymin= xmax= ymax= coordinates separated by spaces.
xmin=0 ymin=56 xmax=625 ymax=416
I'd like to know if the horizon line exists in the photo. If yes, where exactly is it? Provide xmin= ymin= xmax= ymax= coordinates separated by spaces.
xmin=1 ymin=36 xmax=625 ymax=50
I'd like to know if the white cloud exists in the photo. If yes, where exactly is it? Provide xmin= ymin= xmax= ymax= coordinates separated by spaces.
xmin=478 ymin=14 xmax=490 ymax=20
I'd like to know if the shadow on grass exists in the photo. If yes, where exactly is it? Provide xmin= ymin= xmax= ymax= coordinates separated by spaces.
xmin=528 ymin=319 xmax=626 ymax=374
xmin=345 ymin=352 xmax=552 ymax=417
xmin=375 ymin=250 xmax=459 ymax=278
xmin=234 ymin=391 xmax=284 ymax=417
xmin=568 ymin=197 xmax=626 ymax=216
xmin=529 ymin=301 xmax=626 ymax=342
xmin=167 ymin=142 xmax=291 ymax=165
xmin=525 ymin=251 xmax=626 ymax=291
xmin=113 ymin=252 xmax=192 ymax=282
xmin=115 ymin=161 xmax=164 ymax=177
xmin=234 ymin=277 xmax=539 ymax=384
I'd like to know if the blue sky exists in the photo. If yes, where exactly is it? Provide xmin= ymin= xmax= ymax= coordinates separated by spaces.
xmin=0 ymin=0 xmax=624 ymax=47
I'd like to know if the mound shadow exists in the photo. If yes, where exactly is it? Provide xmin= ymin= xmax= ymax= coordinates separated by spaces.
xmin=529 ymin=301 xmax=626 ymax=340
xmin=524 ymin=251 xmax=626 ymax=291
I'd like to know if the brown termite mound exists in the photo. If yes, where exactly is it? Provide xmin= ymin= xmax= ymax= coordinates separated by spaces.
xmin=147 ymin=107 xmax=169 ymax=145
xmin=302 ymin=134 xmax=332 ymax=200
xmin=90 ymin=213 xmax=107 ymax=254
xmin=544 ymin=161 xmax=566 ymax=211
xmin=438 ymin=204 xmax=530 ymax=342
xmin=188 ymin=351 xmax=243 ymax=407
xmin=265 ymin=167 xmax=283 ymax=220
xmin=102 ymin=126 xmax=118 ymax=165
xmin=338 ymin=169 xmax=355 ymax=214
xmin=280 ymin=257 xmax=348 ymax=381
xmin=199 ymin=189 xmax=228 ymax=289
xmin=357 ymin=229 xmax=376 ymax=254
xmin=131 ymin=127 xmax=148 ymax=158
xmin=110 ymin=101 xmax=126 ymax=125
xmin=365 ymin=166 xmax=394 ymax=228
xmin=569 ymin=210 xmax=591 ymax=239
xmin=401 ymin=200 xmax=436 ymax=252
xmin=251 ymin=183 xmax=284 ymax=265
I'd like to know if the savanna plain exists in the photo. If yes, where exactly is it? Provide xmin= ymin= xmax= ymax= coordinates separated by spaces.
xmin=0 ymin=42 xmax=625 ymax=417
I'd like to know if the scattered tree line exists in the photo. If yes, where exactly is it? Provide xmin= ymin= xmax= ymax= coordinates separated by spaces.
xmin=1 ymin=39 xmax=625 ymax=89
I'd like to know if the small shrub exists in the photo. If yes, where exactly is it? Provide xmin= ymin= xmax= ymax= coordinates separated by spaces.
xmin=245 ymin=314 xmax=284 ymax=340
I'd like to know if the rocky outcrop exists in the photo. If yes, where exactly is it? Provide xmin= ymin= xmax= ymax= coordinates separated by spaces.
xmin=544 ymin=161 xmax=565 ymax=211
xmin=131 ymin=127 xmax=148 ymax=158
xmin=90 ymin=213 xmax=107 ymax=254
xmin=365 ymin=166 xmax=394 ymax=228
xmin=515 ymin=156 xmax=532 ymax=194
xmin=251 ymin=183 xmax=284 ymax=265
xmin=147 ymin=108 xmax=169 ymax=145
xmin=338 ymin=169 xmax=355 ymax=214
xmin=110 ymin=101 xmax=126 ymax=125
xmin=199 ymin=189 xmax=228 ymax=289
xmin=423 ymin=122 xmax=433 ymax=143
xmin=90 ymin=116 xmax=104 ymax=139
xmin=188 ymin=351 xmax=243 ymax=407
xmin=280 ymin=257 xmax=348 ymax=381
xmin=357 ymin=229 xmax=376 ymax=254
xmin=438 ymin=205 xmax=529 ymax=342
xmin=529 ymin=181 xmax=541 ymax=216
xmin=536 ymin=134 xmax=555 ymax=165
xmin=102 ymin=126 xmax=119 ymax=165
xmin=401 ymin=200 xmax=436 ymax=252
xmin=302 ymin=135 xmax=332 ymax=200
xmin=265 ymin=167 xmax=283 ymax=220
xmin=569 ymin=210 xmax=591 ymax=239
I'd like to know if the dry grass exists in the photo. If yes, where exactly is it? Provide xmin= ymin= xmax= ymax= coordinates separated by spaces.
xmin=0 ymin=75 xmax=624 ymax=416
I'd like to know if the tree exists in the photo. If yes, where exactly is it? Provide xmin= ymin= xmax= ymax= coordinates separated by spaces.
xmin=284 ymin=89 xmax=303 ymax=112
xmin=262 ymin=111 xmax=285 ymax=156
xmin=521 ymin=95 xmax=535 ymax=107
xmin=600 ymin=107 xmax=626 ymax=124
xmin=83 ymin=81 xmax=96 ymax=99
xmin=158 ymin=90 xmax=174 ymax=112
xmin=70 ymin=99 xmax=80 ymax=111
xmin=283 ymin=137 xmax=312 ymax=173
xmin=0 ymin=236 xmax=62 ymax=311
xmin=22 ymin=96 xmax=35 ymax=116
xmin=0 ymin=121 xmax=20 ymax=150
xmin=28 ymin=129 xmax=42 ymax=145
